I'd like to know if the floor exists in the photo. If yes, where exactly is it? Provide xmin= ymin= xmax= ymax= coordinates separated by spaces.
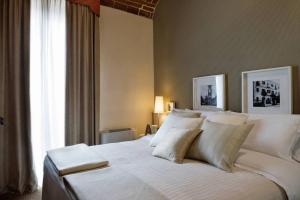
xmin=14 ymin=189 xmax=42 ymax=200
xmin=2 ymin=188 xmax=42 ymax=200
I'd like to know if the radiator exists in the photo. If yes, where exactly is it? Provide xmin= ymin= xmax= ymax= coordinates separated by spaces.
xmin=99 ymin=128 xmax=136 ymax=144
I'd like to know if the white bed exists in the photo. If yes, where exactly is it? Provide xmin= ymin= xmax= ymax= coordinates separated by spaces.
xmin=43 ymin=135 xmax=300 ymax=200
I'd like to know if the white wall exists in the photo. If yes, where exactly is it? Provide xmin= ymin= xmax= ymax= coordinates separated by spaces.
xmin=99 ymin=6 xmax=154 ymax=137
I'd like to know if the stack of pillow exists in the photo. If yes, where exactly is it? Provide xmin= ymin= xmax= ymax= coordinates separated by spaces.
xmin=151 ymin=110 xmax=204 ymax=164
xmin=151 ymin=110 xmax=300 ymax=172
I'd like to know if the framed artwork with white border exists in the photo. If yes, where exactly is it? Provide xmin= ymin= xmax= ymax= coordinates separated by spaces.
xmin=242 ymin=66 xmax=293 ymax=114
xmin=193 ymin=74 xmax=226 ymax=111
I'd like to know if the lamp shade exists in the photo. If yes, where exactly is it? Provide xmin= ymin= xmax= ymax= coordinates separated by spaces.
xmin=154 ymin=96 xmax=164 ymax=113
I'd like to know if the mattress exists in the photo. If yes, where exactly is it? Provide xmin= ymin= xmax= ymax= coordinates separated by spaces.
xmin=43 ymin=135 xmax=300 ymax=200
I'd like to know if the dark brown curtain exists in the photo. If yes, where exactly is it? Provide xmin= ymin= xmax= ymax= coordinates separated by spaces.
xmin=0 ymin=0 xmax=37 ymax=195
xmin=65 ymin=2 xmax=99 ymax=146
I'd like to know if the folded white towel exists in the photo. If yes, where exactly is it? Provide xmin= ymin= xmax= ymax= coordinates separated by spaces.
xmin=47 ymin=144 xmax=109 ymax=176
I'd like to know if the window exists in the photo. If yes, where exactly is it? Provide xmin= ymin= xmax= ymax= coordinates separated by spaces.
xmin=30 ymin=0 xmax=66 ymax=185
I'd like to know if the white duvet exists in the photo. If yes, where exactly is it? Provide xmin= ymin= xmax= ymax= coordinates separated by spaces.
xmin=236 ymin=149 xmax=300 ymax=200
xmin=64 ymin=136 xmax=300 ymax=200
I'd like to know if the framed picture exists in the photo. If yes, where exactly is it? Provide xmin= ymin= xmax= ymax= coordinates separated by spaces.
xmin=193 ymin=74 xmax=226 ymax=111
xmin=242 ymin=66 xmax=293 ymax=114
xmin=167 ymin=101 xmax=175 ymax=112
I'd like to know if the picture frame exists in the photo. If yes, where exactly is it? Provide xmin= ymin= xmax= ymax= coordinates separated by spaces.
xmin=242 ymin=66 xmax=293 ymax=114
xmin=167 ymin=101 xmax=175 ymax=112
xmin=193 ymin=74 xmax=226 ymax=111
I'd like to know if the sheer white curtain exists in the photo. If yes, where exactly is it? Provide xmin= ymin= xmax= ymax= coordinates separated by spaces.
xmin=30 ymin=0 xmax=66 ymax=185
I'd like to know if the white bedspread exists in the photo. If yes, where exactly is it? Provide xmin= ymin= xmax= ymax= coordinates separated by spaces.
xmin=236 ymin=149 xmax=300 ymax=200
xmin=63 ymin=136 xmax=300 ymax=200
xmin=64 ymin=167 xmax=167 ymax=200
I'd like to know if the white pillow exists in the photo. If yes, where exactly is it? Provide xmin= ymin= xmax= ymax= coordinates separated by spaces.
xmin=174 ymin=109 xmax=217 ymax=119
xmin=197 ymin=111 xmax=217 ymax=119
xmin=206 ymin=111 xmax=248 ymax=125
xmin=171 ymin=110 xmax=201 ymax=118
xmin=150 ymin=115 xmax=204 ymax=147
xmin=242 ymin=114 xmax=300 ymax=161
xmin=187 ymin=120 xmax=254 ymax=172
xmin=293 ymin=138 xmax=300 ymax=162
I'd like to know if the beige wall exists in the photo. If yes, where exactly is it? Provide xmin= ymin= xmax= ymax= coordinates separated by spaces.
xmin=99 ymin=6 xmax=154 ymax=136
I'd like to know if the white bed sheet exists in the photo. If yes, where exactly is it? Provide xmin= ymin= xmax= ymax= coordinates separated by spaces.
xmin=69 ymin=135 xmax=295 ymax=200
xmin=236 ymin=149 xmax=300 ymax=200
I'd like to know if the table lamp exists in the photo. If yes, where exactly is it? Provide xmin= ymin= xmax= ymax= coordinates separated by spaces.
xmin=154 ymin=96 xmax=164 ymax=127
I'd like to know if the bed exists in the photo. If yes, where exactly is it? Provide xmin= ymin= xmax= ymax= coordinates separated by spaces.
xmin=42 ymin=135 xmax=300 ymax=200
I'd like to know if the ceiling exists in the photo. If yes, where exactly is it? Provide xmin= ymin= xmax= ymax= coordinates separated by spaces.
xmin=101 ymin=0 xmax=160 ymax=19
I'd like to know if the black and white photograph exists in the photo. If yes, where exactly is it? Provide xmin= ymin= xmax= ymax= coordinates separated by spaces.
xmin=242 ymin=66 xmax=293 ymax=114
xmin=193 ymin=74 xmax=226 ymax=110
xmin=253 ymin=80 xmax=280 ymax=107
xmin=201 ymin=85 xmax=217 ymax=106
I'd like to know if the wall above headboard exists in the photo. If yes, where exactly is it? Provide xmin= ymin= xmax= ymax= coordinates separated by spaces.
xmin=154 ymin=0 xmax=300 ymax=113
